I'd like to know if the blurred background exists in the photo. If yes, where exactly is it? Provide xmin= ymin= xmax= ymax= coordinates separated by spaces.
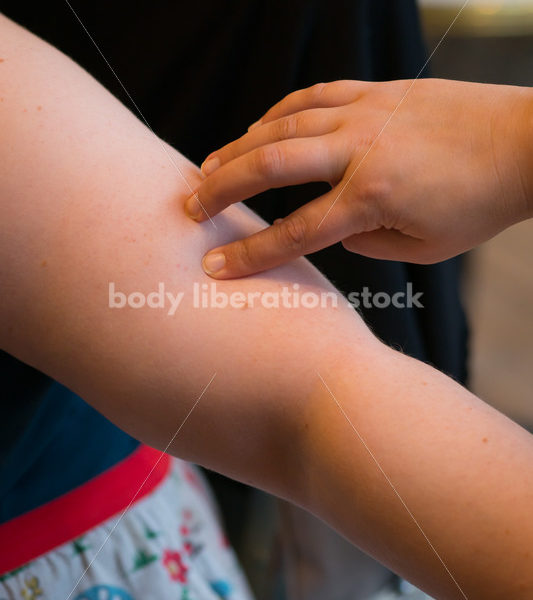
xmin=419 ymin=0 xmax=533 ymax=431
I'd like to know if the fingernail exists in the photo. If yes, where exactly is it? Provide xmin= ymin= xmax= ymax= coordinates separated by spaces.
xmin=201 ymin=156 xmax=220 ymax=176
xmin=203 ymin=251 xmax=226 ymax=275
xmin=185 ymin=193 xmax=202 ymax=220
xmin=248 ymin=119 xmax=262 ymax=131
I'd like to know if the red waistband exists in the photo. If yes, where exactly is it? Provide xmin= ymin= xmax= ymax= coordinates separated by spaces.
xmin=0 ymin=444 xmax=171 ymax=574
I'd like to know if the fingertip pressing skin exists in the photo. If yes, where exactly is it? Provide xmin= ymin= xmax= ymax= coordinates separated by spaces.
xmin=184 ymin=191 xmax=210 ymax=222
xmin=190 ymin=79 xmax=533 ymax=269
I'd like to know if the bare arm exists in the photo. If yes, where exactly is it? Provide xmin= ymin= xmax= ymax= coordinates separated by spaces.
xmin=1 ymin=15 xmax=532 ymax=599
xmin=0 ymin=9 xmax=370 ymax=505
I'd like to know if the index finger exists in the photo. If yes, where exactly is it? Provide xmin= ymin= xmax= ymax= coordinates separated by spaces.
xmin=250 ymin=80 xmax=369 ymax=129
xmin=186 ymin=137 xmax=340 ymax=222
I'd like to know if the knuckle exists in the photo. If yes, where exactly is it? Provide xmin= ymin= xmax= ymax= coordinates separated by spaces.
xmin=308 ymin=82 xmax=327 ymax=103
xmin=232 ymin=237 xmax=256 ymax=270
xmin=253 ymin=144 xmax=284 ymax=177
xmin=276 ymin=114 xmax=301 ymax=140
xmin=277 ymin=214 xmax=308 ymax=252
xmin=359 ymin=180 xmax=392 ymax=206
xmin=346 ymin=178 xmax=393 ymax=232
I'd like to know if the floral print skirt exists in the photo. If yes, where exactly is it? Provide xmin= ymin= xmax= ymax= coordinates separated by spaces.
xmin=0 ymin=452 xmax=254 ymax=600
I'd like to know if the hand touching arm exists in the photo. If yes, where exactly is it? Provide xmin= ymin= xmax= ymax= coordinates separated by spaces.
xmin=1 ymin=16 xmax=532 ymax=599
xmin=188 ymin=79 xmax=533 ymax=278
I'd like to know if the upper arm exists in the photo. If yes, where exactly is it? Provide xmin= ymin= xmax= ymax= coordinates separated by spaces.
xmin=0 ymin=13 xmax=372 ymax=497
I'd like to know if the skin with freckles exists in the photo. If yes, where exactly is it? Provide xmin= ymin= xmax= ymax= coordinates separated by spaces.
xmin=186 ymin=79 xmax=533 ymax=279
xmin=1 ymin=15 xmax=533 ymax=599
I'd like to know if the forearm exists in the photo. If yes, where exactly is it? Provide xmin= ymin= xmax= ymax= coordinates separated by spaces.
xmin=300 ymin=347 xmax=533 ymax=599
